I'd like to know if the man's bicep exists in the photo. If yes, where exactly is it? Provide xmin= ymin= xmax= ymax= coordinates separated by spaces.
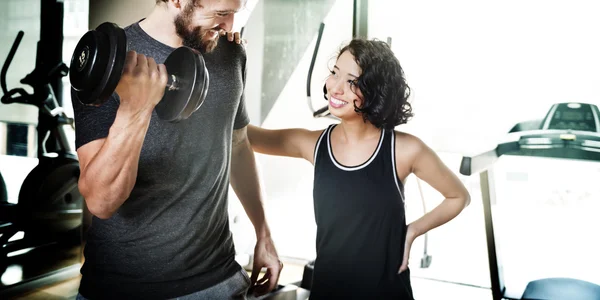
xmin=72 ymin=93 xmax=119 ymax=150
xmin=233 ymin=50 xmax=250 ymax=130
xmin=233 ymin=94 xmax=250 ymax=130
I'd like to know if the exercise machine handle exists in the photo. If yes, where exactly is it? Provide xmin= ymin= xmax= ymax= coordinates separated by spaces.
xmin=307 ymin=22 xmax=334 ymax=119
xmin=1 ymin=30 xmax=75 ymax=155
xmin=1 ymin=87 xmax=31 ymax=105
xmin=1 ymin=31 xmax=36 ymax=106
xmin=21 ymin=61 xmax=69 ymax=88
xmin=1 ymin=31 xmax=24 ymax=95
xmin=313 ymin=106 xmax=330 ymax=118
xmin=307 ymin=22 xmax=325 ymax=100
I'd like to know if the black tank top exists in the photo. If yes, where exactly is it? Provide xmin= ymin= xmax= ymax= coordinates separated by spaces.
xmin=309 ymin=124 xmax=414 ymax=299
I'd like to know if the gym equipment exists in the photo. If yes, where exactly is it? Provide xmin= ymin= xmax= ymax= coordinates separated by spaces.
xmin=69 ymin=22 xmax=209 ymax=123
xmin=1 ymin=29 xmax=83 ymax=280
xmin=0 ymin=172 xmax=6 ymax=204
xmin=300 ymin=260 xmax=315 ymax=290
xmin=253 ymin=284 xmax=310 ymax=300
xmin=460 ymin=102 xmax=600 ymax=300
xmin=1 ymin=30 xmax=82 ymax=234
xmin=416 ymin=179 xmax=432 ymax=269
xmin=306 ymin=23 xmax=333 ymax=119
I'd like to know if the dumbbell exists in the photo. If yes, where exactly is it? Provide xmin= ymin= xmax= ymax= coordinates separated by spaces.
xmin=69 ymin=22 xmax=209 ymax=122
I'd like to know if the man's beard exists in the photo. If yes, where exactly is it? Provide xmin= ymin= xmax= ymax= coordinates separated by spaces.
xmin=174 ymin=4 xmax=220 ymax=53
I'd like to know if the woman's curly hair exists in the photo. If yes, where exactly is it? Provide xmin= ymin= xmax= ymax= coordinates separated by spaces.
xmin=325 ymin=39 xmax=413 ymax=129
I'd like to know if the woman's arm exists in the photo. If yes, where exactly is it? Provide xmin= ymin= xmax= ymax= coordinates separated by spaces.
xmin=396 ymin=132 xmax=471 ymax=272
xmin=247 ymin=124 xmax=322 ymax=164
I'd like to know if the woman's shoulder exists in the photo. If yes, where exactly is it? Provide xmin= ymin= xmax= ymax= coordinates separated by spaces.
xmin=392 ymin=129 xmax=423 ymax=145
xmin=392 ymin=129 xmax=428 ymax=157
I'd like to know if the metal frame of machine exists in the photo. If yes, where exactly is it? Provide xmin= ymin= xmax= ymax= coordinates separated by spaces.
xmin=460 ymin=102 xmax=600 ymax=300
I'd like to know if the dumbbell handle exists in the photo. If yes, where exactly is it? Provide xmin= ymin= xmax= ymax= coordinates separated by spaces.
xmin=116 ymin=74 xmax=182 ymax=91
xmin=166 ymin=74 xmax=183 ymax=91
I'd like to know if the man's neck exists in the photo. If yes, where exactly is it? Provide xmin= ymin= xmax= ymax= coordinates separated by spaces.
xmin=139 ymin=5 xmax=183 ymax=48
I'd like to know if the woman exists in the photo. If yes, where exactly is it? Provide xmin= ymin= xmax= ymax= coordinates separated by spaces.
xmin=247 ymin=38 xmax=470 ymax=299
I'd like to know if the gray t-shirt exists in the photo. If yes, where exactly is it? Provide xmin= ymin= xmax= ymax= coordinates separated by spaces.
xmin=72 ymin=21 xmax=250 ymax=299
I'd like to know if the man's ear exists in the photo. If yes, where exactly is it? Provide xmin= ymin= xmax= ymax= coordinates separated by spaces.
xmin=170 ymin=0 xmax=183 ymax=9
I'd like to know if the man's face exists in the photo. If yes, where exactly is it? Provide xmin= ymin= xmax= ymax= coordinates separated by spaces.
xmin=174 ymin=0 xmax=242 ymax=52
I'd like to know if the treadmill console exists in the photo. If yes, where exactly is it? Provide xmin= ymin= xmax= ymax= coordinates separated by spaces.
xmin=545 ymin=102 xmax=599 ymax=132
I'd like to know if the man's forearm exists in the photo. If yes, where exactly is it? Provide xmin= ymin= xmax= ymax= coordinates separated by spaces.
xmin=79 ymin=108 xmax=153 ymax=219
xmin=230 ymin=131 xmax=270 ymax=239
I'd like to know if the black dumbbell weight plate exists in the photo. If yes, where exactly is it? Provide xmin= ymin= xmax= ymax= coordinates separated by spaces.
xmin=156 ymin=46 xmax=209 ymax=122
xmin=70 ymin=22 xmax=127 ymax=106
xmin=176 ymin=49 xmax=209 ymax=121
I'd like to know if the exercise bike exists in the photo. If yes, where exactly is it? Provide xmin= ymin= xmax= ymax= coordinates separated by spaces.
xmin=0 ymin=30 xmax=83 ymax=271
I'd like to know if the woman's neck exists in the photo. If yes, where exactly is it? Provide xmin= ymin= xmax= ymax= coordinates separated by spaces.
xmin=337 ymin=118 xmax=381 ymax=144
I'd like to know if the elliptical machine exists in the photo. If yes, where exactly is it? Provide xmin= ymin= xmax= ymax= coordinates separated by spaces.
xmin=0 ymin=30 xmax=83 ymax=270
xmin=0 ymin=172 xmax=6 ymax=204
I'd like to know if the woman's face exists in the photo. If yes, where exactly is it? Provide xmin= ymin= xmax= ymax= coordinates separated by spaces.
xmin=325 ymin=50 xmax=364 ymax=119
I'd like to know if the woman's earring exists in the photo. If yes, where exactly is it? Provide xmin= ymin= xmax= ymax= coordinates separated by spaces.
xmin=323 ymin=84 xmax=328 ymax=101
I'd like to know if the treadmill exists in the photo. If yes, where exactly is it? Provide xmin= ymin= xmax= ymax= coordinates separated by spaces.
xmin=460 ymin=102 xmax=600 ymax=300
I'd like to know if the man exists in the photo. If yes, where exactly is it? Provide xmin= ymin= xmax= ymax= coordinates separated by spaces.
xmin=72 ymin=0 xmax=282 ymax=299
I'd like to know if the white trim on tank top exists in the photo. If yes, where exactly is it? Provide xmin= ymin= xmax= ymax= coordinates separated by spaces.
xmin=313 ymin=126 xmax=328 ymax=164
xmin=390 ymin=131 xmax=405 ymax=203
xmin=327 ymin=125 xmax=385 ymax=171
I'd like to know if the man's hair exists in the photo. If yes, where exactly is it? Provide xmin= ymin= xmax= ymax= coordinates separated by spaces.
xmin=326 ymin=39 xmax=413 ymax=130
xmin=157 ymin=0 xmax=247 ymax=5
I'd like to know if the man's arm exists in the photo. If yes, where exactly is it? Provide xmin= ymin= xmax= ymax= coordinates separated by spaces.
xmin=77 ymin=52 xmax=167 ymax=219
xmin=230 ymin=126 xmax=270 ymax=238
xmin=230 ymin=126 xmax=281 ymax=296
xmin=77 ymin=109 xmax=153 ymax=219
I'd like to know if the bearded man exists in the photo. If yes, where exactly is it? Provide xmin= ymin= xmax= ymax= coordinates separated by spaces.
xmin=71 ymin=1 xmax=282 ymax=299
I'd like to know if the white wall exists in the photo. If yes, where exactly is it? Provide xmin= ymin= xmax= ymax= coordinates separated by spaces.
xmin=241 ymin=0 xmax=263 ymax=125
xmin=364 ymin=0 xmax=600 ymax=291
xmin=368 ymin=0 xmax=600 ymax=154
xmin=234 ymin=0 xmax=355 ymax=261
xmin=242 ymin=0 xmax=600 ymax=290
